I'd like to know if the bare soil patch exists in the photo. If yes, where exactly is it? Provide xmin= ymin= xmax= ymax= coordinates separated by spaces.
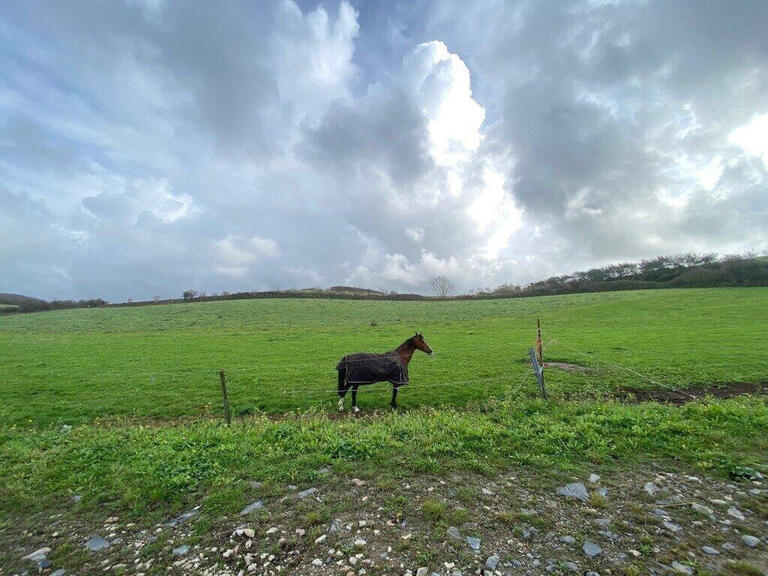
xmin=544 ymin=361 xmax=592 ymax=373
xmin=621 ymin=381 xmax=768 ymax=405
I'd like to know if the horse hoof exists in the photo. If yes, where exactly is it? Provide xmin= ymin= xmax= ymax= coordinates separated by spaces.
xmin=352 ymin=406 xmax=360 ymax=414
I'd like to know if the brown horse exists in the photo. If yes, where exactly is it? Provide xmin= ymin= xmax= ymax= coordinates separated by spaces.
xmin=336 ymin=332 xmax=433 ymax=412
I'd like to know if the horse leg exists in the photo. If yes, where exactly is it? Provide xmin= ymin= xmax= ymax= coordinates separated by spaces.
xmin=351 ymin=384 xmax=360 ymax=413
xmin=390 ymin=385 xmax=398 ymax=410
xmin=337 ymin=368 xmax=349 ymax=411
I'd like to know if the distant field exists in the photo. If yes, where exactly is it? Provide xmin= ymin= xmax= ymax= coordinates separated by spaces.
xmin=2 ymin=288 xmax=768 ymax=576
xmin=1 ymin=288 xmax=767 ymax=427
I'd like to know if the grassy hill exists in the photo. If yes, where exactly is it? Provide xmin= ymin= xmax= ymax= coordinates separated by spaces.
xmin=1 ymin=289 xmax=766 ymax=574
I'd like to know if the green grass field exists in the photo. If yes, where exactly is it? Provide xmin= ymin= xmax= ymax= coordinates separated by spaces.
xmin=1 ymin=289 xmax=767 ymax=573
xmin=1 ymin=288 xmax=767 ymax=427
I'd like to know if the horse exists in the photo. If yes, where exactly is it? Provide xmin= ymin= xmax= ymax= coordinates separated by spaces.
xmin=336 ymin=332 xmax=433 ymax=413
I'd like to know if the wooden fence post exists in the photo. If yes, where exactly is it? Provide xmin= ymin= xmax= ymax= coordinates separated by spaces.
xmin=219 ymin=370 xmax=231 ymax=426
xmin=536 ymin=318 xmax=543 ymax=364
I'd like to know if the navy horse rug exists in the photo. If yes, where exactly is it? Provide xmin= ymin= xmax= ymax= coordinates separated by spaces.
xmin=337 ymin=351 xmax=409 ymax=386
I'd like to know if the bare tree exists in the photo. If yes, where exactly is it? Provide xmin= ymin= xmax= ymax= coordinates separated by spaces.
xmin=428 ymin=275 xmax=455 ymax=299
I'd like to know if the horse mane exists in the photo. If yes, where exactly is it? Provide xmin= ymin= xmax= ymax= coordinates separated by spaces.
xmin=395 ymin=336 xmax=416 ymax=352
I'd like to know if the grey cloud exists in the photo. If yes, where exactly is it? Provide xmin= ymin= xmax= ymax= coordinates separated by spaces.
xmin=1 ymin=0 xmax=767 ymax=300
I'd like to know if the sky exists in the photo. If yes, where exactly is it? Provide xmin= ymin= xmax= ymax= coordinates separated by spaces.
xmin=1 ymin=0 xmax=767 ymax=301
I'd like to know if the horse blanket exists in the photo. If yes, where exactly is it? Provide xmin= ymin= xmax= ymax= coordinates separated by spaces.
xmin=337 ymin=351 xmax=408 ymax=386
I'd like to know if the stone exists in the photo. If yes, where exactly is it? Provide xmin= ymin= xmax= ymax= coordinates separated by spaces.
xmin=266 ymin=527 xmax=278 ymax=535
xmin=589 ymin=474 xmax=601 ymax=483
xmin=22 ymin=547 xmax=51 ymax=563
xmin=328 ymin=519 xmax=343 ymax=533
xmin=560 ymin=535 xmax=576 ymax=544
xmin=239 ymin=501 xmax=264 ymax=515
xmin=727 ymin=507 xmax=745 ymax=520
xmin=564 ymin=561 xmax=579 ymax=573
xmin=297 ymin=487 xmax=318 ymax=499
xmin=741 ymin=535 xmax=760 ymax=548
xmin=671 ymin=561 xmax=694 ymax=575
xmin=467 ymin=536 xmax=481 ymax=551
xmin=416 ymin=568 xmax=429 ymax=576
xmin=722 ymin=542 xmax=737 ymax=551
xmin=166 ymin=509 xmax=199 ymax=526
xmin=585 ymin=572 xmax=600 ymax=576
xmin=701 ymin=546 xmax=719 ymax=555
xmin=315 ymin=534 xmax=327 ymax=544
xmin=557 ymin=482 xmax=589 ymax=502
xmin=481 ymin=487 xmax=494 ymax=495
xmin=51 ymin=571 xmax=66 ymax=576
xmin=354 ymin=538 xmax=367 ymax=548
xmin=595 ymin=517 xmax=611 ymax=528
xmin=296 ymin=528 xmax=306 ymax=536
xmin=691 ymin=503 xmax=713 ymax=516
xmin=447 ymin=526 xmax=461 ymax=540
xmin=582 ymin=541 xmax=602 ymax=557
xmin=663 ymin=521 xmax=682 ymax=532
xmin=644 ymin=482 xmax=657 ymax=495
xmin=172 ymin=545 xmax=190 ymax=556
xmin=312 ymin=558 xmax=323 ymax=566
xmin=485 ymin=555 xmax=499 ymax=570
xmin=351 ymin=478 xmax=365 ymax=487
xmin=85 ymin=535 xmax=110 ymax=551
xmin=250 ymin=481 xmax=262 ymax=489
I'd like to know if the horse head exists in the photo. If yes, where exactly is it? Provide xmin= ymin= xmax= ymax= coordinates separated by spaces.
xmin=413 ymin=331 xmax=433 ymax=355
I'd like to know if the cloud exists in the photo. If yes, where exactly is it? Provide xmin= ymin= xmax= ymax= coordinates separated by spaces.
xmin=1 ymin=0 xmax=766 ymax=300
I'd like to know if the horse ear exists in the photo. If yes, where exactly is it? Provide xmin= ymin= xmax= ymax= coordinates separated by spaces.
xmin=414 ymin=331 xmax=418 ymax=336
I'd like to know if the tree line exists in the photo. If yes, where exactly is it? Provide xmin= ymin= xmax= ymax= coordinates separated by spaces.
xmin=2 ymin=252 xmax=766 ymax=314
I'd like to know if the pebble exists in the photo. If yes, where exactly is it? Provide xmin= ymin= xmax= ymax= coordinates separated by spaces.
xmin=236 ymin=528 xmax=255 ymax=538
xmin=296 ymin=528 xmax=306 ymax=536
xmin=741 ymin=535 xmax=760 ymax=548
xmin=315 ymin=534 xmax=327 ymax=544
xmin=266 ymin=527 xmax=278 ymax=535
xmin=416 ymin=568 xmax=429 ymax=576
xmin=701 ymin=546 xmax=719 ymax=555
xmin=447 ymin=526 xmax=461 ymax=540
xmin=671 ymin=561 xmax=694 ymax=575
xmin=485 ymin=555 xmax=499 ymax=570
xmin=51 ymin=571 xmax=66 ymax=576
xmin=22 ymin=547 xmax=51 ymax=563
xmin=644 ymin=482 xmax=657 ymax=495
xmin=663 ymin=521 xmax=682 ymax=532
xmin=239 ymin=501 xmax=264 ymax=516
xmin=691 ymin=503 xmax=713 ymax=516
xmin=585 ymin=572 xmax=600 ymax=576
xmin=556 ymin=483 xmax=590 ymax=502
xmin=354 ymin=538 xmax=367 ymax=548
xmin=582 ymin=541 xmax=602 ymax=557
xmin=589 ymin=474 xmax=601 ymax=483
xmin=467 ymin=536 xmax=481 ymax=551
xmin=312 ymin=558 xmax=323 ymax=566
xmin=481 ymin=487 xmax=494 ymax=495
xmin=564 ymin=561 xmax=579 ymax=573
xmin=297 ymin=487 xmax=318 ymax=499
xmin=85 ymin=535 xmax=110 ymax=551
xmin=165 ymin=509 xmax=199 ymax=526
xmin=560 ymin=535 xmax=576 ymax=544
xmin=727 ymin=507 xmax=745 ymax=520
xmin=172 ymin=545 xmax=190 ymax=556
xmin=722 ymin=542 xmax=737 ymax=551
